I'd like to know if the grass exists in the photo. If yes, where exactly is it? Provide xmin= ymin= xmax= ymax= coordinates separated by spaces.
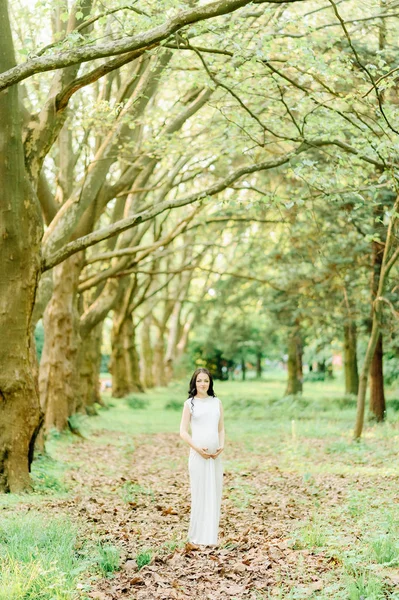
xmin=96 ymin=543 xmax=121 ymax=575
xmin=120 ymin=480 xmax=154 ymax=503
xmin=0 ymin=514 xmax=87 ymax=600
xmin=136 ymin=549 xmax=152 ymax=570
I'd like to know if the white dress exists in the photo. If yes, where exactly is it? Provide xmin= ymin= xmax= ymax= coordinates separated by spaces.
xmin=185 ymin=396 xmax=223 ymax=546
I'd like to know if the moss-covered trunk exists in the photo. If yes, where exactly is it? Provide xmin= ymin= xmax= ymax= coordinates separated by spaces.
xmin=140 ymin=317 xmax=154 ymax=389
xmin=153 ymin=326 xmax=167 ymax=387
xmin=165 ymin=301 xmax=182 ymax=383
xmin=110 ymin=311 xmax=143 ymax=397
xmin=0 ymin=0 xmax=43 ymax=492
xmin=39 ymin=254 xmax=83 ymax=433
xmin=77 ymin=322 xmax=103 ymax=414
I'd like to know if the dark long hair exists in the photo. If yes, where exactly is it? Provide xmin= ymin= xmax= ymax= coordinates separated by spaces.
xmin=187 ymin=368 xmax=216 ymax=414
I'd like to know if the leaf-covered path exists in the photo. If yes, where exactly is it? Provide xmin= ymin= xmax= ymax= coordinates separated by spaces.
xmin=38 ymin=427 xmax=353 ymax=599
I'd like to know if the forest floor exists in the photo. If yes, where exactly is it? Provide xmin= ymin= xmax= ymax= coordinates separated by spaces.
xmin=2 ymin=376 xmax=399 ymax=599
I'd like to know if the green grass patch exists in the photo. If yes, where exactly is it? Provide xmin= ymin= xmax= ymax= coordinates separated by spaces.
xmin=346 ymin=570 xmax=386 ymax=600
xmin=120 ymin=481 xmax=154 ymax=503
xmin=136 ymin=549 xmax=152 ymax=570
xmin=96 ymin=543 xmax=121 ymax=575
xmin=30 ymin=453 xmax=69 ymax=495
xmin=0 ymin=514 xmax=87 ymax=600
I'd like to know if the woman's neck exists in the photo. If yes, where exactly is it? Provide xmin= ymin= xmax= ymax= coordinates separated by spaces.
xmin=195 ymin=392 xmax=209 ymax=399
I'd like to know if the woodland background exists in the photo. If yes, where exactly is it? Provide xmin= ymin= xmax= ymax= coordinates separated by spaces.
xmin=1 ymin=0 xmax=399 ymax=598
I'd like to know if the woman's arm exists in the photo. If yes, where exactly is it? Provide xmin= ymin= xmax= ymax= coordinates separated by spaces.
xmin=213 ymin=399 xmax=225 ymax=458
xmin=180 ymin=403 xmax=212 ymax=459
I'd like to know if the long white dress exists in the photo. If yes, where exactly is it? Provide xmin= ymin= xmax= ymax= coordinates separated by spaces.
xmin=185 ymin=396 xmax=223 ymax=546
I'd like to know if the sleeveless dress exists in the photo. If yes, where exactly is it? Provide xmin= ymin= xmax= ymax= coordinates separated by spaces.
xmin=184 ymin=396 xmax=223 ymax=546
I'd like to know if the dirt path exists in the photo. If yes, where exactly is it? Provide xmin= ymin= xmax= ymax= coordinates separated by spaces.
xmin=23 ymin=429 xmax=355 ymax=600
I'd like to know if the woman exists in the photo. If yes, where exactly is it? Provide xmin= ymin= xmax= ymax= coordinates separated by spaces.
xmin=179 ymin=368 xmax=225 ymax=546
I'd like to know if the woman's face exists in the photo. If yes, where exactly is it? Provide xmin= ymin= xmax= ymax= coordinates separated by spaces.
xmin=196 ymin=372 xmax=210 ymax=394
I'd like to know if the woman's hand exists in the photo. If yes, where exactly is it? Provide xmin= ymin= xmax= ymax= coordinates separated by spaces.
xmin=211 ymin=447 xmax=224 ymax=459
xmin=197 ymin=447 xmax=212 ymax=459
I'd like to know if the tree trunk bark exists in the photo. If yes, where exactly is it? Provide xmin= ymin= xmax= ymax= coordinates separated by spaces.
xmin=241 ymin=357 xmax=246 ymax=381
xmin=0 ymin=0 xmax=43 ymax=492
xmin=141 ymin=317 xmax=154 ymax=389
xmin=110 ymin=312 xmax=143 ymax=397
xmin=176 ymin=314 xmax=194 ymax=359
xmin=369 ymin=230 xmax=386 ymax=420
xmin=153 ymin=326 xmax=167 ymax=387
xmin=256 ymin=351 xmax=262 ymax=379
xmin=39 ymin=253 xmax=83 ymax=433
xmin=354 ymin=194 xmax=399 ymax=439
xmin=76 ymin=322 xmax=103 ymax=414
xmin=285 ymin=328 xmax=302 ymax=396
xmin=165 ymin=301 xmax=182 ymax=383
xmin=354 ymin=318 xmax=381 ymax=438
xmin=369 ymin=333 xmax=385 ymax=421
xmin=344 ymin=320 xmax=359 ymax=395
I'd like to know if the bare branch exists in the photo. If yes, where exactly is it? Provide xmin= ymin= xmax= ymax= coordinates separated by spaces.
xmin=42 ymin=147 xmax=306 ymax=271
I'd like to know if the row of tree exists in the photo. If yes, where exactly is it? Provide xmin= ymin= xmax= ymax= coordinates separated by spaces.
xmin=0 ymin=0 xmax=398 ymax=492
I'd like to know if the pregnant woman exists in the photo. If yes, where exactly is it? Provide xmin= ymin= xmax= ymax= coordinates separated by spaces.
xmin=179 ymin=368 xmax=225 ymax=546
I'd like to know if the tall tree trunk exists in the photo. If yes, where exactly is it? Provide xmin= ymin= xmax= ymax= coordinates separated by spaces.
xmin=165 ymin=301 xmax=182 ymax=383
xmin=153 ymin=326 xmax=167 ymax=386
xmin=0 ymin=1 xmax=43 ymax=492
xmin=354 ymin=195 xmax=399 ymax=439
xmin=39 ymin=254 xmax=83 ymax=433
xmin=256 ymin=351 xmax=262 ymax=379
xmin=369 ymin=334 xmax=385 ymax=421
xmin=241 ymin=356 xmax=246 ymax=381
xmin=76 ymin=322 xmax=103 ymax=414
xmin=369 ymin=229 xmax=386 ymax=420
xmin=110 ymin=313 xmax=143 ymax=397
xmin=176 ymin=314 xmax=194 ymax=359
xmin=141 ymin=317 xmax=154 ymax=389
xmin=343 ymin=320 xmax=359 ymax=395
xmin=285 ymin=328 xmax=303 ymax=396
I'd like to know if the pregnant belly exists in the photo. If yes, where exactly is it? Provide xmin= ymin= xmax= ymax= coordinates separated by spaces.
xmin=192 ymin=432 xmax=219 ymax=453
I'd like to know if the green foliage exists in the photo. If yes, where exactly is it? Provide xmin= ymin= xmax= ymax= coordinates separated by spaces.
xmin=136 ymin=550 xmax=152 ymax=570
xmin=387 ymin=398 xmax=399 ymax=412
xmin=120 ymin=481 xmax=153 ymax=504
xmin=384 ymin=352 xmax=399 ymax=385
xmin=34 ymin=320 xmax=45 ymax=362
xmin=293 ymin=518 xmax=327 ymax=550
xmin=30 ymin=453 xmax=68 ymax=495
xmin=303 ymin=371 xmax=326 ymax=382
xmin=370 ymin=534 xmax=399 ymax=565
xmin=125 ymin=395 xmax=148 ymax=410
xmin=0 ymin=514 xmax=86 ymax=600
xmin=100 ymin=354 xmax=110 ymax=374
xmin=346 ymin=571 xmax=386 ymax=600
xmin=164 ymin=399 xmax=183 ymax=411
xmin=96 ymin=544 xmax=121 ymax=575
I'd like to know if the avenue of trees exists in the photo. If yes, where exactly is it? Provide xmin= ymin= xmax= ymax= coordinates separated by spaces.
xmin=0 ymin=0 xmax=398 ymax=492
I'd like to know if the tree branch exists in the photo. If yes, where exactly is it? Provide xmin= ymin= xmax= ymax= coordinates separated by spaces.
xmin=41 ymin=147 xmax=306 ymax=271
xmin=0 ymin=0 xmax=303 ymax=92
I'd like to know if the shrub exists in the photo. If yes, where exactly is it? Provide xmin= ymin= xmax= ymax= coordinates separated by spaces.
xmin=125 ymin=395 xmax=147 ymax=410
